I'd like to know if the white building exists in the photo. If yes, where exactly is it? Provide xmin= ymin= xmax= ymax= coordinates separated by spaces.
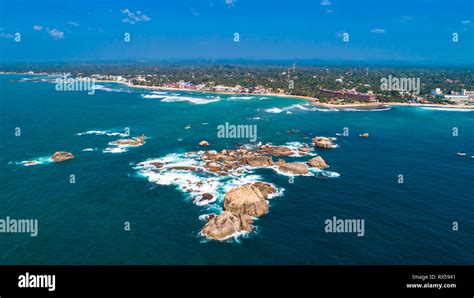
xmin=431 ymin=88 xmax=442 ymax=96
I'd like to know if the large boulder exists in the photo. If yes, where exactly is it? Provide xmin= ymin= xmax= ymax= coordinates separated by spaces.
xmin=298 ymin=146 xmax=311 ymax=153
xmin=278 ymin=162 xmax=309 ymax=175
xmin=312 ymin=137 xmax=336 ymax=149
xmin=50 ymin=151 xmax=75 ymax=162
xmin=199 ymin=140 xmax=210 ymax=146
xmin=110 ymin=135 xmax=146 ymax=146
xmin=205 ymin=161 xmax=224 ymax=173
xmin=307 ymin=156 xmax=329 ymax=168
xmin=252 ymin=182 xmax=277 ymax=197
xmin=360 ymin=133 xmax=369 ymax=138
xmin=201 ymin=211 xmax=253 ymax=240
xmin=267 ymin=146 xmax=293 ymax=156
xmin=244 ymin=155 xmax=274 ymax=167
xmin=223 ymin=184 xmax=269 ymax=217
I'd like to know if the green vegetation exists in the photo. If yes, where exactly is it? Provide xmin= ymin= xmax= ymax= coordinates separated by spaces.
xmin=2 ymin=63 xmax=473 ymax=104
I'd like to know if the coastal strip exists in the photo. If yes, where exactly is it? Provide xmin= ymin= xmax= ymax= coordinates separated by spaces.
xmin=96 ymin=79 xmax=474 ymax=110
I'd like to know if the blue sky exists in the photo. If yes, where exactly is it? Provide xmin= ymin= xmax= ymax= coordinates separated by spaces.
xmin=0 ymin=0 xmax=472 ymax=65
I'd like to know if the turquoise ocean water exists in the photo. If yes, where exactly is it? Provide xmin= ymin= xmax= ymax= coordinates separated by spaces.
xmin=1 ymin=74 xmax=473 ymax=264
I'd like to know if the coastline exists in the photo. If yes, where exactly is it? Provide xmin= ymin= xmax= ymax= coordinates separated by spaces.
xmin=99 ymin=79 xmax=474 ymax=110
xmin=2 ymin=73 xmax=473 ymax=110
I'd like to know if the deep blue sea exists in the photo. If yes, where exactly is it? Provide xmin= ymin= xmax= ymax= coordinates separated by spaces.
xmin=1 ymin=74 xmax=473 ymax=264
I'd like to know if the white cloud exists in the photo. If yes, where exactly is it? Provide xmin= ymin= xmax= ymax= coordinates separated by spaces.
xmin=0 ymin=32 xmax=14 ymax=39
xmin=33 ymin=25 xmax=43 ymax=31
xmin=191 ymin=8 xmax=200 ymax=16
xmin=47 ymin=28 xmax=64 ymax=39
xmin=370 ymin=28 xmax=386 ymax=34
xmin=321 ymin=0 xmax=331 ymax=6
xmin=67 ymin=21 xmax=79 ymax=27
xmin=121 ymin=8 xmax=151 ymax=24
xmin=401 ymin=16 xmax=413 ymax=22
xmin=87 ymin=26 xmax=104 ymax=33
xmin=461 ymin=20 xmax=471 ymax=25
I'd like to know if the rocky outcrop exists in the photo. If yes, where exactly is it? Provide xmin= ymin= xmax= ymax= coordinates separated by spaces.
xmin=267 ymin=146 xmax=293 ymax=156
xmin=307 ymin=156 xmax=329 ymax=168
xmin=298 ymin=146 xmax=310 ymax=153
xmin=138 ymin=140 xmax=340 ymax=242
xmin=278 ymin=162 xmax=309 ymax=175
xmin=194 ymin=193 xmax=214 ymax=205
xmin=150 ymin=162 xmax=164 ymax=168
xmin=50 ymin=151 xmax=75 ymax=162
xmin=252 ymin=182 xmax=277 ymax=197
xmin=258 ymin=144 xmax=293 ymax=156
xmin=205 ymin=161 xmax=225 ymax=173
xmin=201 ymin=211 xmax=253 ymax=240
xmin=312 ymin=136 xmax=336 ymax=149
xmin=223 ymin=184 xmax=269 ymax=217
xmin=244 ymin=155 xmax=274 ymax=167
xmin=360 ymin=133 xmax=369 ymax=138
xmin=110 ymin=135 xmax=146 ymax=146
xmin=199 ymin=140 xmax=209 ymax=146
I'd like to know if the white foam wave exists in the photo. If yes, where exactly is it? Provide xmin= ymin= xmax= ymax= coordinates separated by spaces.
xmin=419 ymin=107 xmax=474 ymax=112
xmin=77 ymin=130 xmax=128 ymax=137
xmin=228 ymin=96 xmax=255 ymax=100
xmin=93 ymin=84 xmax=131 ymax=93
xmin=265 ymin=103 xmax=391 ymax=114
xmin=103 ymin=147 xmax=128 ymax=153
xmin=343 ymin=107 xmax=391 ymax=112
xmin=284 ymin=142 xmax=317 ymax=157
xmin=141 ymin=94 xmax=163 ymax=99
xmin=265 ymin=107 xmax=284 ymax=113
xmin=141 ymin=94 xmax=220 ymax=105
xmin=309 ymin=167 xmax=341 ymax=178
xmin=17 ymin=156 xmax=52 ymax=166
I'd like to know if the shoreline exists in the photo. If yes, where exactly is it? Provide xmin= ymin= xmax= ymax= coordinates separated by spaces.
xmin=2 ymin=73 xmax=473 ymax=110
xmin=100 ymin=79 xmax=474 ymax=110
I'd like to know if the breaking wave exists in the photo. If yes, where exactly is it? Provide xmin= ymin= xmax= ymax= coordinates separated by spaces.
xmin=77 ymin=130 xmax=129 ymax=137
xmin=419 ymin=107 xmax=474 ymax=112
xmin=141 ymin=93 xmax=221 ymax=105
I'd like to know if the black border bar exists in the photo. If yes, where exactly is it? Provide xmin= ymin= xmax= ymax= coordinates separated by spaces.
xmin=0 ymin=265 xmax=472 ymax=297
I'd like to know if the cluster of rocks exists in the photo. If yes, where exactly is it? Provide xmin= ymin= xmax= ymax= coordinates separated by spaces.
xmin=109 ymin=134 xmax=146 ymax=146
xmin=196 ymin=143 xmax=329 ymax=177
xmin=194 ymin=141 xmax=333 ymax=241
xmin=138 ymin=137 xmax=338 ymax=241
xmin=23 ymin=134 xmax=147 ymax=166
xmin=312 ymin=136 xmax=338 ymax=148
